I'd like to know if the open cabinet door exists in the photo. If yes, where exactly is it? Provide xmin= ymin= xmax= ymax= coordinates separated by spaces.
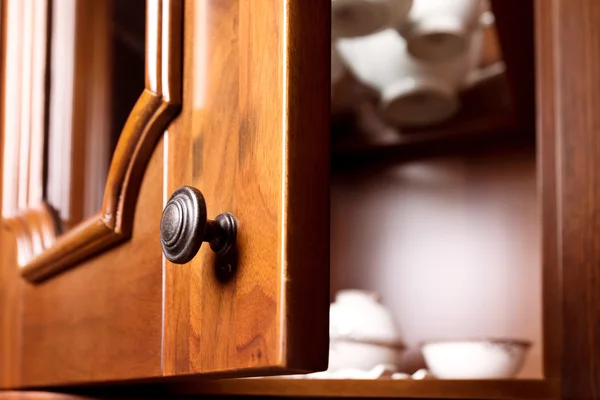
xmin=161 ymin=0 xmax=330 ymax=377
xmin=0 ymin=0 xmax=330 ymax=387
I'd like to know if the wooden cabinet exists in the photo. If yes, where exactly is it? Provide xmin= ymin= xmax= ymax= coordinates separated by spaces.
xmin=2 ymin=0 xmax=600 ymax=399
xmin=0 ymin=0 xmax=329 ymax=387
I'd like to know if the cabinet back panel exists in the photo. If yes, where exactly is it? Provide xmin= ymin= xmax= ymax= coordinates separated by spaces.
xmin=331 ymin=146 xmax=542 ymax=378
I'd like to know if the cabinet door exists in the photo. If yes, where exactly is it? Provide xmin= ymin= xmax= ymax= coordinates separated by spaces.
xmin=0 ymin=0 xmax=330 ymax=387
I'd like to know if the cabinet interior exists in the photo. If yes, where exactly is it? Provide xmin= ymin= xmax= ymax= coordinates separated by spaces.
xmin=155 ymin=6 xmax=545 ymax=387
xmin=331 ymin=141 xmax=541 ymax=379
xmin=326 ymin=0 xmax=541 ymax=385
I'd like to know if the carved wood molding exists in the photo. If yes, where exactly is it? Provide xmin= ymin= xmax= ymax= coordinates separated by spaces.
xmin=2 ymin=0 xmax=182 ymax=282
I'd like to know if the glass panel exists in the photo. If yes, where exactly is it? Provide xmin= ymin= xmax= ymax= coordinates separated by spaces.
xmin=45 ymin=0 xmax=146 ymax=230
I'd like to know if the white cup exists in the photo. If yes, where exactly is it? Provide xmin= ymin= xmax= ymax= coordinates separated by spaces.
xmin=332 ymin=0 xmax=413 ymax=39
xmin=337 ymin=27 xmax=482 ymax=126
xmin=399 ymin=0 xmax=485 ymax=62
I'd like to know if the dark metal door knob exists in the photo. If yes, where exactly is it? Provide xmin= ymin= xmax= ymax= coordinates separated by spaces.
xmin=160 ymin=186 xmax=237 ymax=264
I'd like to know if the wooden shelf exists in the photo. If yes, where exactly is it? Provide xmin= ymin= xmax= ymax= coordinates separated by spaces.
xmin=166 ymin=378 xmax=556 ymax=399
xmin=330 ymin=65 xmax=530 ymax=169
xmin=331 ymin=124 xmax=534 ymax=172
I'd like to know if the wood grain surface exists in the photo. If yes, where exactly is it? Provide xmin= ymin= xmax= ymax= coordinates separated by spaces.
xmin=534 ymin=0 xmax=561 ymax=384
xmin=3 ymin=0 xmax=330 ymax=387
xmin=163 ymin=0 xmax=330 ymax=376
xmin=18 ymin=139 xmax=164 ymax=386
xmin=0 ymin=393 xmax=95 ymax=400
xmin=1 ymin=114 xmax=164 ymax=387
xmin=538 ymin=0 xmax=600 ymax=398
xmin=0 ymin=1 xmax=171 ymax=378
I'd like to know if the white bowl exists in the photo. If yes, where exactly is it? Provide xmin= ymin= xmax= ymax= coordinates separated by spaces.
xmin=330 ymin=290 xmax=401 ymax=345
xmin=421 ymin=339 xmax=531 ymax=379
xmin=329 ymin=339 xmax=404 ymax=372
xmin=328 ymin=290 xmax=405 ymax=372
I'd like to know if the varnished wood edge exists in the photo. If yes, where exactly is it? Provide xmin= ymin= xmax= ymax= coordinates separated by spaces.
xmin=534 ymin=0 xmax=562 ymax=385
xmin=20 ymin=212 xmax=118 ymax=282
xmin=280 ymin=0 xmax=331 ymax=371
xmin=15 ymin=0 xmax=183 ymax=283
xmin=167 ymin=378 xmax=557 ymax=399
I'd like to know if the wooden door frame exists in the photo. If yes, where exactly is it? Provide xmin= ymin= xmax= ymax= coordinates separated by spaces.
xmin=536 ymin=0 xmax=600 ymax=398
xmin=1 ymin=0 xmax=183 ymax=282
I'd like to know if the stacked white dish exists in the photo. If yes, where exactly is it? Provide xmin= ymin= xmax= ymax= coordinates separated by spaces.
xmin=331 ymin=0 xmax=495 ymax=127
xmin=328 ymin=289 xmax=406 ymax=373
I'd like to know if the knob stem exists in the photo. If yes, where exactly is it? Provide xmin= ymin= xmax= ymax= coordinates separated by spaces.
xmin=205 ymin=212 xmax=237 ymax=255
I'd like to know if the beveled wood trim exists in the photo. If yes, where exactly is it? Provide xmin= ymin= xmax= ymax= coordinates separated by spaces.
xmin=8 ymin=0 xmax=183 ymax=282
